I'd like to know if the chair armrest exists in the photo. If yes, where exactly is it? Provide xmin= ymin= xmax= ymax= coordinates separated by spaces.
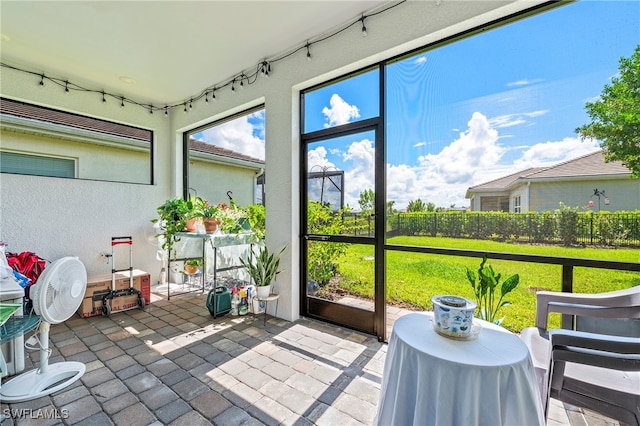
xmin=550 ymin=329 xmax=640 ymax=371
xmin=535 ymin=289 xmax=640 ymax=330
xmin=550 ymin=329 xmax=640 ymax=354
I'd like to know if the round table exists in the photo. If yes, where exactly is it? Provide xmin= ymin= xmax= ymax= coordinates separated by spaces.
xmin=375 ymin=312 xmax=544 ymax=426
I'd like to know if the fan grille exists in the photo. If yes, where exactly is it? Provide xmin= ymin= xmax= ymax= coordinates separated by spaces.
xmin=33 ymin=257 xmax=87 ymax=324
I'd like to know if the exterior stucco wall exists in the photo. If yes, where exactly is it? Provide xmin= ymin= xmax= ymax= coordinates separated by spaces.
xmin=1 ymin=128 xmax=151 ymax=183
xmin=528 ymin=178 xmax=639 ymax=212
xmin=1 ymin=1 xmax=545 ymax=322
xmin=189 ymin=160 xmax=258 ymax=207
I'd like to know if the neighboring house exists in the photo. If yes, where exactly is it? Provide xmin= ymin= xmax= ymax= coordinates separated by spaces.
xmin=465 ymin=151 xmax=638 ymax=212
xmin=0 ymin=97 xmax=153 ymax=184
xmin=188 ymin=139 xmax=264 ymax=207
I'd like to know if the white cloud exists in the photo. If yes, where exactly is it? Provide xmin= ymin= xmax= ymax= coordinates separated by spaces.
xmin=307 ymin=146 xmax=336 ymax=171
xmin=507 ymin=78 xmax=544 ymax=87
xmin=342 ymin=139 xmax=375 ymax=207
xmin=386 ymin=112 xmax=506 ymax=209
xmin=414 ymin=55 xmax=427 ymax=65
xmin=322 ymin=94 xmax=360 ymax=128
xmin=514 ymin=137 xmax=600 ymax=168
xmin=489 ymin=110 xmax=548 ymax=128
xmin=196 ymin=114 xmax=265 ymax=160
xmin=525 ymin=110 xmax=548 ymax=118
xmin=426 ymin=112 xmax=503 ymax=181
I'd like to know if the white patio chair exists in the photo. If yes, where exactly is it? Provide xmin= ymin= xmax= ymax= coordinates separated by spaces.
xmin=520 ymin=286 xmax=640 ymax=426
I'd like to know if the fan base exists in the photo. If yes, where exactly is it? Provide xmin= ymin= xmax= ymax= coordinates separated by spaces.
xmin=0 ymin=361 xmax=85 ymax=403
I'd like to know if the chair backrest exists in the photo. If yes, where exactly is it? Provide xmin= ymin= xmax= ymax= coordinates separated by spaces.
xmin=576 ymin=317 xmax=640 ymax=337
xmin=534 ymin=285 xmax=640 ymax=334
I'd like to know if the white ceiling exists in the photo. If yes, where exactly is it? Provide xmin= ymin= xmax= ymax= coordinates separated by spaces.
xmin=0 ymin=1 xmax=388 ymax=106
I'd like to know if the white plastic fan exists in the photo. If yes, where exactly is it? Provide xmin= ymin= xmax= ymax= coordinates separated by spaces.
xmin=0 ymin=257 xmax=87 ymax=402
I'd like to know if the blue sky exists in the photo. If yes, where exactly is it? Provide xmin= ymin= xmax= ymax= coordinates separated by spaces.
xmin=194 ymin=1 xmax=639 ymax=210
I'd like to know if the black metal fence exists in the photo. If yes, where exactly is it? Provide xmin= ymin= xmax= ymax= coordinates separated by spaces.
xmin=387 ymin=211 xmax=640 ymax=247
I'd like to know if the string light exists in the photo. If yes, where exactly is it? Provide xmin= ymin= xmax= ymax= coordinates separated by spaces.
xmin=0 ymin=1 xmax=405 ymax=116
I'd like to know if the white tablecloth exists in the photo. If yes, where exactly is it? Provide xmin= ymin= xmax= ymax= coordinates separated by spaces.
xmin=375 ymin=312 xmax=544 ymax=426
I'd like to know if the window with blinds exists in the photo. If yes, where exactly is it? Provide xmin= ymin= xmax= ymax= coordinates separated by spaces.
xmin=0 ymin=151 xmax=75 ymax=178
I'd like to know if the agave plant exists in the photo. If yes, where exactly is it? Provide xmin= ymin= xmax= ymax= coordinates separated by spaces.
xmin=466 ymin=255 xmax=520 ymax=324
xmin=239 ymin=244 xmax=286 ymax=287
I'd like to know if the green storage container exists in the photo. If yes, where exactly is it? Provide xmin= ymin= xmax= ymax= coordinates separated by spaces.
xmin=206 ymin=286 xmax=231 ymax=317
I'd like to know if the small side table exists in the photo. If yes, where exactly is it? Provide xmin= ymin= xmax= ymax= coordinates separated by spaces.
xmin=256 ymin=294 xmax=279 ymax=326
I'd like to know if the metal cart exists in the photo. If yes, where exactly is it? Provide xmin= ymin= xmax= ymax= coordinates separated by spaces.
xmin=101 ymin=236 xmax=145 ymax=316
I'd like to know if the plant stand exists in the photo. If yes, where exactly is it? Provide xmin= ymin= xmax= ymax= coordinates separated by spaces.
xmin=256 ymin=293 xmax=279 ymax=326
xmin=167 ymin=232 xmax=258 ymax=304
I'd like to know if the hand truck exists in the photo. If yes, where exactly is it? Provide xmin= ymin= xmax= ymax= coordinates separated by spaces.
xmin=102 ymin=236 xmax=145 ymax=316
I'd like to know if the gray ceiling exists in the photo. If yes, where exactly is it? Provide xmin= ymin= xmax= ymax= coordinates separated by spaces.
xmin=0 ymin=1 xmax=388 ymax=105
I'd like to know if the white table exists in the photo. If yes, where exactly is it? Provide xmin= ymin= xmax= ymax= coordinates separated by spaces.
xmin=375 ymin=312 xmax=544 ymax=426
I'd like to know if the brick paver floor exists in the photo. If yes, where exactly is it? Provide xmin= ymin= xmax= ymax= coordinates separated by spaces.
xmin=0 ymin=292 xmax=618 ymax=425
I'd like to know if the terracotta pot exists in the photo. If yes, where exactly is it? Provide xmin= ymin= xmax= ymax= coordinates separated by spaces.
xmin=184 ymin=264 xmax=199 ymax=275
xmin=204 ymin=218 xmax=221 ymax=234
xmin=185 ymin=218 xmax=202 ymax=232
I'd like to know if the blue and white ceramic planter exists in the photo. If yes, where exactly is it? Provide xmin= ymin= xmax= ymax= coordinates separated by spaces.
xmin=431 ymin=295 xmax=477 ymax=338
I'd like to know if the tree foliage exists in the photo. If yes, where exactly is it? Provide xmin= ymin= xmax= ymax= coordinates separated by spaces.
xmin=576 ymin=45 xmax=640 ymax=178
xmin=306 ymin=202 xmax=348 ymax=285
xmin=407 ymin=198 xmax=427 ymax=212
xmin=358 ymin=189 xmax=375 ymax=213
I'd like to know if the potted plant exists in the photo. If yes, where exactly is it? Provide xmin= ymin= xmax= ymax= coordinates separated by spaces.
xmin=465 ymin=255 xmax=520 ymax=325
xmin=152 ymin=197 xmax=191 ymax=261
xmin=185 ymin=195 xmax=206 ymax=232
xmin=239 ymin=244 xmax=286 ymax=298
xmin=201 ymin=203 xmax=222 ymax=234
xmin=183 ymin=258 xmax=202 ymax=275
xmin=217 ymin=202 xmax=250 ymax=234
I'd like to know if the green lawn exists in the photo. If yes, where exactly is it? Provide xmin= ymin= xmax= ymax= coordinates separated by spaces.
xmin=331 ymin=236 xmax=640 ymax=332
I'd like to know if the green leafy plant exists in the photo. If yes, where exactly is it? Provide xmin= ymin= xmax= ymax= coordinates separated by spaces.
xmin=239 ymin=244 xmax=286 ymax=287
xmin=465 ymin=255 xmax=520 ymax=324
xmin=183 ymin=258 xmax=203 ymax=274
xmin=217 ymin=202 xmax=250 ymax=234
xmin=306 ymin=202 xmax=348 ymax=285
xmin=246 ymin=203 xmax=266 ymax=239
xmin=152 ymin=197 xmax=191 ymax=260
xmin=556 ymin=202 xmax=580 ymax=246
xmin=184 ymin=259 xmax=202 ymax=267
xmin=200 ymin=203 xmax=222 ymax=219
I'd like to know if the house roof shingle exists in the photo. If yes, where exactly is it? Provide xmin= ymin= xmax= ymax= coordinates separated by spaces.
xmin=189 ymin=139 xmax=264 ymax=165
xmin=467 ymin=167 xmax=545 ymax=191
xmin=0 ymin=97 xmax=152 ymax=141
xmin=468 ymin=150 xmax=630 ymax=194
